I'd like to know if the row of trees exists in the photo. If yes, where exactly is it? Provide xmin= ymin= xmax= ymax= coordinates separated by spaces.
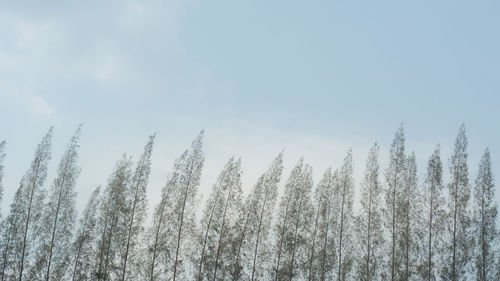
xmin=0 ymin=125 xmax=498 ymax=281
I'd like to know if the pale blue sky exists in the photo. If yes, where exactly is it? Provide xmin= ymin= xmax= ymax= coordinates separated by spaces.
xmin=0 ymin=0 xmax=499 ymax=212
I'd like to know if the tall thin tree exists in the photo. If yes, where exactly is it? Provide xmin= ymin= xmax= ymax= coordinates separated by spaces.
xmin=355 ymin=143 xmax=384 ymax=281
xmin=144 ymin=152 xmax=185 ymax=281
xmin=307 ymin=168 xmax=337 ymax=281
xmin=274 ymin=159 xmax=314 ymax=281
xmin=422 ymin=145 xmax=445 ymax=281
xmin=30 ymin=126 xmax=82 ymax=281
xmin=94 ymin=156 xmax=133 ymax=281
xmin=171 ymin=131 xmax=205 ymax=281
xmin=472 ymin=148 xmax=497 ymax=281
xmin=0 ymin=211 xmax=17 ymax=281
xmin=2 ymin=127 xmax=53 ymax=281
xmin=399 ymin=152 xmax=422 ymax=281
xmin=70 ymin=186 xmax=101 ymax=281
xmin=196 ymin=157 xmax=242 ymax=281
xmin=384 ymin=126 xmax=406 ymax=281
xmin=0 ymin=140 xmax=6 ymax=212
xmin=441 ymin=124 xmax=472 ymax=281
xmin=232 ymin=153 xmax=283 ymax=281
xmin=119 ymin=135 xmax=155 ymax=281
xmin=336 ymin=150 xmax=355 ymax=281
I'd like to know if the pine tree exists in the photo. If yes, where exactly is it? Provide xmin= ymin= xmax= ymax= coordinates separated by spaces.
xmin=307 ymin=168 xmax=337 ymax=281
xmin=118 ymin=135 xmax=155 ymax=281
xmin=383 ymin=126 xmax=406 ymax=281
xmin=168 ymin=132 xmax=205 ymax=281
xmin=94 ymin=156 xmax=133 ymax=281
xmin=0 ymin=141 xmax=8 ymax=280
xmin=69 ymin=186 xmax=101 ymax=281
xmin=29 ymin=126 xmax=82 ymax=281
xmin=142 ymin=133 xmax=204 ymax=280
xmin=421 ymin=145 xmax=446 ymax=281
xmin=441 ymin=124 xmax=472 ymax=281
xmin=355 ymin=143 xmax=384 ymax=281
xmin=0 ymin=128 xmax=53 ymax=281
xmin=232 ymin=153 xmax=283 ymax=281
xmin=472 ymin=148 xmax=497 ymax=281
xmin=0 ymin=212 xmax=18 ymax=281
xmin=144 ymin=153 xmax=185 ymax=281
xmin=399 ymin=152 xmax=423 ymax=281
xmin=196 ymin=157 xmax=243 ymax=281
xmin=0 ymin=140 xmax=5 ymax=211
xmin=273 ymin=159 xmax=314 ymax=281
xmin=336 ymin=150 xmax=355 ymax=281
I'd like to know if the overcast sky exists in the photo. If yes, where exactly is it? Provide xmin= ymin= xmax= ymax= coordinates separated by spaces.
xmin=1 ymin=0 xmax=499 ymax=214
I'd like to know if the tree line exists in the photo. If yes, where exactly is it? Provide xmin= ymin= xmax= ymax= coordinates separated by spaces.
xmin=0 ymin=124 xmax=498 ymax=281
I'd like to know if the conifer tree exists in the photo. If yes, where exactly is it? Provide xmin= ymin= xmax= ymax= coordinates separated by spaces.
xmin=196 ymin=157 xmax=243 ymax=281
xmin=307 ymin=168 xmax=337 ymax=281
xmin=232 ymin=153 xmax=283 ymax=281
xmin=142 ymin=133 xmax=204 ymax=280
xmin=355 ymin=143 xmax=384 ymax=281
xmin=335 ymin=150 xmax=355 ymax=281
xmin=1 ymin=121 xmax=500 ymax=281
xmin=400 ymin=152 xmax=422 ymax=281
xmin=0 ymin=140 xmax=6 ymax=274
xmin=0 ymin=140 xmax=5 ymax=211
xmin=1 ymin=127 xmax=52 ymax=281
xmin=421 ymin=146 xmax=446 ymax=281
xmin=94 ymin=156 xmax=133 ymax=281
xmin=472 ymin=148 xmax=497 ymax=281
xmin=70 ymin=186 xmax=101 ymax=281
xmin=29 ymin=126 xmax=82 ymax=281
xmin=441 ymin=124 xmax=472 ymax=281
xmin=118 ymin=135 xmax=155 ymax=281
xmin=0 ymin=212 xmax=17 ymax=281
xmin=168 ymin=132 xmax=205 ymax=281
xmin=144 ymin=153 xmax=185 ymax=281
xmin=273 ymin=159 xmax=314 ymax=281
xmin=384 ymin=126 xmax=406 ymax=281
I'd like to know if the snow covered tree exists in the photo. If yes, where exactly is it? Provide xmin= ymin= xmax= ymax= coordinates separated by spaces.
xmin=335 ymin=150 xmax=355 ymax=281
xmin=232 ymin=153 xmax=283 ymax=281
xmin=0 ymin=127 xmax=52 ymax=281
xmin=196 ymin=157 xmax=243 ymax=281
xmin=70 ymin=186 xmax=101 ymax=281
xmin=29 ymin=126 xmax=82 ymax=281
xmin=94 ymin=156 xmax=133 ymax=281
xmin=307 ymin=168 xmax=337 ymax=281
xmin=383 ymin=126 xmax=406 ymax=281
xmin=441 ymin=124 xmax=473 ymax=281
xmin=421 ymin=145 xmax=446 ymax=281
xmin=355 ymin=143 xmax=384 ymax=281
xmin=117 ymin=135 xmax=155 ymax=281
xmin=472 ymin=148 xmax=497 ymax=281
xmin=273 ymin=159 xmax=314 ymax=281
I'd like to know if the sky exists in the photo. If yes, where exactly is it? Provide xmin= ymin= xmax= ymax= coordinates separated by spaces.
xmin=1 ymin=0 xmax=499 ymax=214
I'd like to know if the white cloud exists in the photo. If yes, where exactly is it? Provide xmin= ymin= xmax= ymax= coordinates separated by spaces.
xmin=14 ymin=20 xmax=52 ymax=50
xmin=30 ymin=96 xmax=54 ymax=115
xmin=0 ymin=0 xmax=200 ymax=98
